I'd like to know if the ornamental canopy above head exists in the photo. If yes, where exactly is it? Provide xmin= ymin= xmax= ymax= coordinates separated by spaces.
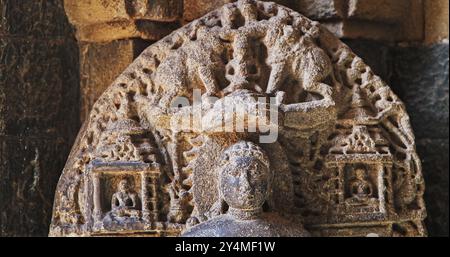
xmin=49 ymin=0 xmax=426 ymax=237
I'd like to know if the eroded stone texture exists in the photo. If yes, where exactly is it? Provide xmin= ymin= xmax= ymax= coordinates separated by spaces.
xmin=65 ymin=0 xmax=426 ymax=122
xmin=50 ymin=0 xmax=426 ymax=237
xmin=345 ymin=39 xmax=449 ymax=238
xmin=183 ymin=0 xmax=235 ymax=22
xmin=416 ymin=139 xmax=449 ymax=237
xmin=0 ymin=137 xmax=70 ymax=236
xmin=393 ymin=43 xmax=449 ymax=139
xmin=344 ymin=39 xmax=392 ymax=83
xmin=79 ymin=39 xmax=154 ymax=122
xmin=295 ymin=0 xmax=424 ymax=42
xmin=183 ymin=0 xmax=295 ymax=22
xmin=392 ymin=43 xmax=449 ymax=237
xmin=64 ymin=0 xmax=183 ymax=42
xmin=425 ymin=0 xmax=449 ymax=44
xmin=0 ymin=0 xmax=79 ymax=236
xmin=347 ymin=0 xmax=408 ymax=22
xmin=294 ymin=0 xmax=345 ymax=20
xmin=182 ymin=141 xmax=310 ymax=237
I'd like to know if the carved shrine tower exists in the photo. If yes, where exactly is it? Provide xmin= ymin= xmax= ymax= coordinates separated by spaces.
xmin=49 ymin=0 xmax=427 ymax=237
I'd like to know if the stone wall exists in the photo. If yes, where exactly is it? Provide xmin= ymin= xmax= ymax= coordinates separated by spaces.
xmin=0 ymin=0 xmax=80 ymax=236
xmin=0 ymin=0 xmax=448 ymax=236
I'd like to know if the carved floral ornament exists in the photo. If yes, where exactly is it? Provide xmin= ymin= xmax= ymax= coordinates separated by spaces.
xmin=50 ymin=0 xmax=426 ymax=237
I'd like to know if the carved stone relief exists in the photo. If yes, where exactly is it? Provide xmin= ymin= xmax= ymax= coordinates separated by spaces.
xmin=49 ymin=0 xmax=426 ymax=237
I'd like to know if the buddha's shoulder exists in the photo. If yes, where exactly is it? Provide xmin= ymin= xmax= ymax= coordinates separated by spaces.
xmin=181 ymin=215 xmax=234 ymax=237
xmin=181 ymin=213 xmax=310 ymax=237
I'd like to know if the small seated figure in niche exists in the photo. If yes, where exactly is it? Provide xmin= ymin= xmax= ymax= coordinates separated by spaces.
xmin=110 ymin=179 xmax=141 ymax=218
xmin=167 ymin=183 xmax=190 ymax=223
xmin=182 ymin=141 xmax=309 ymax=237
xmin=347 ymin=168 xmax=376 ymax=205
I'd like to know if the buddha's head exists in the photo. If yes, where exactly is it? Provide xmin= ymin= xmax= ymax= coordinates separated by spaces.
xmin=354 ymin=168 xmax=367 ymax=180
xmin=118 ymin=179 xmax=131 ymax=193
xmin=218 ymin=141 xmax=272 ymax=211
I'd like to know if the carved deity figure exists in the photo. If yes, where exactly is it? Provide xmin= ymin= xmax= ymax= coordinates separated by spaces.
xmin=182 ymin=141 xmax=309 ymax=237
xmin=167 ymin=184 xmax=190 ymax=223
xmin=49 ymin=0 xmax=426 ymax=237
xmin=347 ymin=168 xmax=376 ymax=205
xmin=264 ymin=19 xmax=333 ymax=104
xmin=110 ymin=179 xmax=141 ymax=218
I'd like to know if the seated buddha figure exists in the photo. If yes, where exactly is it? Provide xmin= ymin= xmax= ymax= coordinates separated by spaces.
xmin=347 ymin=168 xmax=376 ymax=205
xmin=182 ymin=141 xmax=309 ymax=237
xmin=110 ymin=179 xmax=141 ymax=219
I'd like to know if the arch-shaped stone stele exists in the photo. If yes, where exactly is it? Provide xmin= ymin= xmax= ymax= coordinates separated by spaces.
xmin=50 ymin=0 xmax=426 ymax=237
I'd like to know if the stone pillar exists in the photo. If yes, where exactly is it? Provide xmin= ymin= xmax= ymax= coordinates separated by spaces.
xmin=64 ymin=0 xmax=183 ymax=121
xmin=0 ymin=0 xmax=79 ymax=236
xmin=424 ymin=0 xmax=449 ymax=44
xmin=79 ymin=39 xmax=154 ymax=121
xmin=141 ymin=171 xmax=150 ymax=222
xmin=92 ymin=173 xmax=102 ymax=222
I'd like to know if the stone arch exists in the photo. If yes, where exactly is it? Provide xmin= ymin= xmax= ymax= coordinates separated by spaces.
xmin=50 ymin=0 xmax=425 ymax=237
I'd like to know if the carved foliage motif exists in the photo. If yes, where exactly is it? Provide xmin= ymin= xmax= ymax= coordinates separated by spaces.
xmin=50 ymin=0 xmax=426 ymax=237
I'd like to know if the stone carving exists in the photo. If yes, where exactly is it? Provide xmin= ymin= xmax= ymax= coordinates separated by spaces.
xmin=182 ymin=141 xmax=309 ymax=236
xmin=50 ymin=0 xmax=426 ymax=237
xmin=109 ymin=178 xmax=141 ymax=219
xmin=347 ymin=168 xmax=376 ymax=205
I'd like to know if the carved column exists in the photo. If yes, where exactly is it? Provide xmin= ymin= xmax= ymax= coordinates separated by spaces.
xmin=141 ymin=170 xmax=150 ymax=222
xmin=92 ymin=173 xmax=102 ymax=222
xmin=377 ymin=164 xmax=386 ymax=214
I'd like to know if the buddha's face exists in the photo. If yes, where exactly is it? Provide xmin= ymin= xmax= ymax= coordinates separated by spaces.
xmin=118 ymin=179 xmax=130 ymax=192
xmin=219 ymin=156 xmax=271 ymax=210
xmin=355 ymin=169 xmax=366 ymax=180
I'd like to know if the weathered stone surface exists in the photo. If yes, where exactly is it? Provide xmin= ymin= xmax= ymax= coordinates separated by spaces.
xmin=392 ymin=43 xmax=449 ymax=139
xmin=183 ymin=0 xmax=234 ymax=22
xmin=400 ymin=0 xmax=425 ymax=43
xmin=65 ymin=0 xmax=182 ymax=25
xmin=347 ymin=0 xmax=408 ymax=23
xmin=74 ymin=20 xmax=180 ymax=43
xmin=0 ymin=0 xmax=73 ymax=37
xmin=0 ymin=136 xmax=70 ymax=236
xmin=80 ymin=39 xmax=153 ymax=122
xmin=50 ymin=0 xmax=426 ymax=237
xmin=0 ymin=38 xmax=79 ymax=138
xmin=301 ymin=0 xmax=423 ymax=42
xmin=183 ymin=0 xmax=296 ymax=22
xmin=62 ymin=0 xmax=425 ymax=43
xmin=392 ymin=43 xmax=449 ymax=237
xmin=344 ymin=39 xmax=392 ymax=83
xmin=64 ymin=0 xmax=182 ymax=42
xmin=182 ymin=141 xmax=309 ymax=237
xmin=0 ymin=0 xmax=80 ymax=236
xmin=346 ymin=40 xmax=449 ymax=237
xmin=425 ymin=0 xmax=449 ymax=44
xmin=294 ymin=0 xmax=345 ymax=20
xmin=417 ymin=138 xmax=449 ymax=237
